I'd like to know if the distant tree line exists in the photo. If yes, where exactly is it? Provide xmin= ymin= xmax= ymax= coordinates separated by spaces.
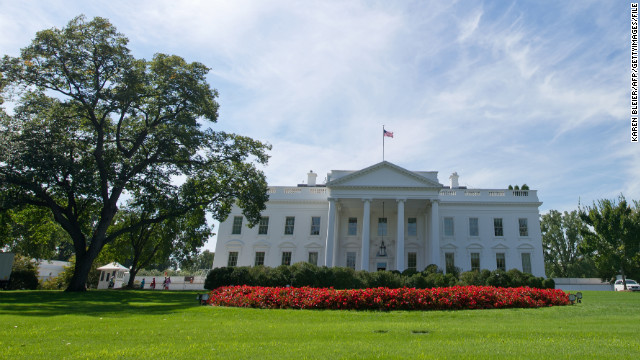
xmin=542 ymin=196 xmax=640 ymax=288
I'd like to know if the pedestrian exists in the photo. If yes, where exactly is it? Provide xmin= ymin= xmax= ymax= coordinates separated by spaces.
xmin=150 ymin=277 xmax=156 ymax=289
xmin=140 ymin=278 xmax=145 ymax=289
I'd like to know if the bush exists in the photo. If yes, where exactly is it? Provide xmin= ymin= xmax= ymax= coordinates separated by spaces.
xmin=405 ymin=273 xmax=428 ymax=289
xmin=542 ymin=278 xmax=555 ymax=289
xmin=8 ymin=255 xmax=39 ymax=290
xmin=204 ymin=264 xmax=552 ymax=290
xmin=204 ymin=266 xmax=235 ymax=290
xmin=9 ymin=270 xmax=39 ymax=290
xmin=486 ymin=270 xmax=510 ymax=288
xmin=290 ymin=262 xmax=320 ymax=287
xmin=459 ymin=271 xmax=485 ymax=286
xmin=367 ymin=270 xmax=404 ymax=289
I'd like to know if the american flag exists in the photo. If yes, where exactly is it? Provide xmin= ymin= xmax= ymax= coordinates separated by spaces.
xmin=383 ymin=129 xmax=394 ymax=138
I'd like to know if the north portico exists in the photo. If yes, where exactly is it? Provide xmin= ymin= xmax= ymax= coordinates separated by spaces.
xmin=325 ymin=161 xmax=443 ymax=272
xmin=213 ymin=161 xmax=546 ymax=278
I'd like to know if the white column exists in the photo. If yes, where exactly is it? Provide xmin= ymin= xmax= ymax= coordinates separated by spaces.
xmin=396 ymin=199 xmax=405 ymax=271
xmin=360 ymin=199 xmax=371 ymax=271
xmin=325 ymin=198 xmax=336 ymax=267
xmin=430 ymin=200 xmax=440 ymax=266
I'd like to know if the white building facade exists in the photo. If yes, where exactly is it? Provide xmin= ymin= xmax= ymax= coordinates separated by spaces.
xmin=212 ymin=162 xmax=545 ymax=277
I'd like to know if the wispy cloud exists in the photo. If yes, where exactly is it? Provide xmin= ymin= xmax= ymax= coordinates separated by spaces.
xmin=0 ymin=1 xmax=634 ymax=249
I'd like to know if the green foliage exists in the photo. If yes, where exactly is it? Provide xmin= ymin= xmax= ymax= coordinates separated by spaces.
xmin=0 ymin=206 xmax=72 ymax=260
xmin=204 ymin=264 xmax=550 ymax=290
xmin=109 ymin=207 xmax=212 ymax=287
xmin=8 ymin=255 xmax=39 ymax=290
xmin=541 ymin=209 xmax=597 ymax=278
xmin=579 ymin=196 xmax=640 ymax=283
xmin=0 ymin=16 xmax=270 ymax=291
xmin=180 ymin=250 xmax=215 ymax=272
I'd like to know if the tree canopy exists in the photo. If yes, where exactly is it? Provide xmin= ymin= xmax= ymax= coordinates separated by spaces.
xmin=0 ymin=16 xmax=270 ymax=291
xmin=579 ymin=197 xmax=640 ymax=287
xmin=540 ymin=209 xmax=596 ymax=278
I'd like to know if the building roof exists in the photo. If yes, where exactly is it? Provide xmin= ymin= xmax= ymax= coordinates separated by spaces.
xmin=97 ymin=262 xmax=129 ymax=271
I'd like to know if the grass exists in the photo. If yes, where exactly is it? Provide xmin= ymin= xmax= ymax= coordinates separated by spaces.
xmin=1 ymin=290 xmax=639 ymax=359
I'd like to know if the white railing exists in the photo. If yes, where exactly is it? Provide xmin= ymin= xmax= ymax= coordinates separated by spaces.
xmin=309 ymin=188 xmax=327 ymax=195
xmin=438 ymin=189 xmax=537 ymax=202
xmin=267 ymin=186 xmax=329 ymax=199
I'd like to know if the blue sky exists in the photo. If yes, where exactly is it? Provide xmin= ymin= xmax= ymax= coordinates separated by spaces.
xmin=1 ymin=1 xmax=635 ymax=250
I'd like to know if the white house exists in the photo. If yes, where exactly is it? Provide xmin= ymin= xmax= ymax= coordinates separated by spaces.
xmin=212 ymin=161 xmax=545 ymax=277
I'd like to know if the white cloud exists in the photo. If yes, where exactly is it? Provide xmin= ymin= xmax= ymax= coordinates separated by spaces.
xmin=0 ymin=0 xmax=632 ymax=220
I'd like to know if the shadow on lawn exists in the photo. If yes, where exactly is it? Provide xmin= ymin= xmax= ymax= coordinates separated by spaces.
xmin=0 ymin=290 xmax=204 ymax=317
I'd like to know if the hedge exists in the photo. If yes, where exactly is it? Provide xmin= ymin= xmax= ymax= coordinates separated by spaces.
xmin=205 ymin=263 xmax=555 ymax=290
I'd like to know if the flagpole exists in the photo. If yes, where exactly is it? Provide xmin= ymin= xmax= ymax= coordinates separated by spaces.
xmin=382 ymin=125 xmax=385 ymax=162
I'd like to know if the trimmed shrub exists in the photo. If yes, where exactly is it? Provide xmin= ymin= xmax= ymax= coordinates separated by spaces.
xmin=205 ymin=264 xmax=552 ymax=290
xmin=204 ymin=266 xmax=235 ymax=290
xmin=486 ymin=270 xmax=510 ymax=288
xmin=459 ymin=271 xmax=485 ymax=286
xmin=542 ymin=278 xmax=555 ymax=289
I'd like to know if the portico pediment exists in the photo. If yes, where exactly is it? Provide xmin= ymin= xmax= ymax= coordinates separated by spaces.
xmin=328 ymin=161 xmax=442 ymax=189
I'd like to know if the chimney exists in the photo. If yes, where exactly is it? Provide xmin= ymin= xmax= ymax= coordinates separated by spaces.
xmin=307 ymin=170 xmax=317 ymax=186
xmin=449 ymin=172 xmax=459 ymax=189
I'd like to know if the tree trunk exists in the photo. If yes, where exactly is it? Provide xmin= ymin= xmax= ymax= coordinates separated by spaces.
xmin=66 ymin=251 xmax=96 ymax=292
xmin=127 ymin=268 xmax=139 ymax=288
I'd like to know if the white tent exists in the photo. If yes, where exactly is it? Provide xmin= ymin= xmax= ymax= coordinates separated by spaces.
xmin=97 ymin=262 xmax=129 ymax=289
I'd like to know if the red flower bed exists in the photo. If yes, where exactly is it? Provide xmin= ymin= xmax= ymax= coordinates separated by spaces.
xmin=207 ymin=285 xmax=569 ymax=311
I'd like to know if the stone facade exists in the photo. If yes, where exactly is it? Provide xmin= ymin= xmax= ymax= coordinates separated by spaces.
xmin=212 ymin=161 xmax=545 ymax=277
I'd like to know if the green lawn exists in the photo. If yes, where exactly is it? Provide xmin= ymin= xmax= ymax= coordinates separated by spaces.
xmin=1 ymin=290 xmax=639 ymax=359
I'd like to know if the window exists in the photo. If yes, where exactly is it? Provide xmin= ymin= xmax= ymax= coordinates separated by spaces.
xmin=232 ymin=216 xmax=243 ymax=235
xmin=408 ymin=252 xmax=417 ymax=271
xmin=377 ymin=218 xmax=387 ymax=236
xmin=310 ymin=216 xmax=321 ymax=235
xmin=445 ymin=252 xmax=455 ymax=273
xmin=258 ymin=217 xmax=269 ymax=235
xmin=281 ymin=251 xmax=292 ymax=266
xmin=308 ymin=252 xmax=318 ymax=266
xmin=519 ymin=218 xmax=528 ymax=237
xmin=346 ymin=252 xmax=356 ymax=270
xmin=228 ymin=251 xmax=238 ymax=267
xmin=469 ymin=218 xmax=479 ymax=237
xmin=348 ymin=217 xmax=358 ymax=236
xmin=496 ymin=253 xmax=506 ymax=271
xmin=470 ymin=252 xmax=480 ymax=271
xmin=408 ymin=218 xmax=417 ymax=236
xmin=254 ymin=252 xmax=265 ymax=266
xmin=521 ymin=253 xmax=532 ymax=274
xmin=284 ymin=217 xmax=295 ymax=235
xmin=494 ymin=218 xmax=503 ymax=237
xmin=444 ymin=217 xmax=454 ymax=237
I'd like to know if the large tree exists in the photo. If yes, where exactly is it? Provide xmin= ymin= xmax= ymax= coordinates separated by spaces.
xmin=0 ymin=16 xmax=270 ymax=291
xmin=579 ymin=197 xmax=640 ymax=288
xmin=540 ymin=210 xmax=597 ymax=278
